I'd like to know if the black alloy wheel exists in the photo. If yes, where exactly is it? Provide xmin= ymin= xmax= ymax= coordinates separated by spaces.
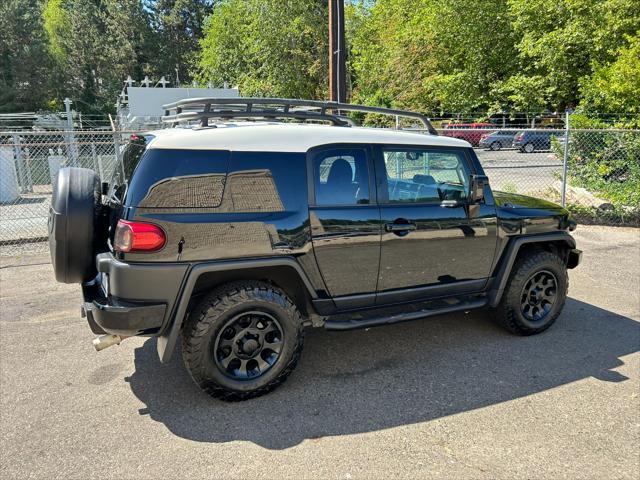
xmin=520 ymin=270 xmax=557 ymax=322
xmin=493 ymin=250 xmax=568 ymax=336
xmin=214 ymin=311 xmax=284 ymax=380
xmin=182 ymin=281 xmax=304 ymax=401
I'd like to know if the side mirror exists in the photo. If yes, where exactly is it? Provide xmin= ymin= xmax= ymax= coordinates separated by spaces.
xmin=469 ymin=174 xmax=489 ymax=204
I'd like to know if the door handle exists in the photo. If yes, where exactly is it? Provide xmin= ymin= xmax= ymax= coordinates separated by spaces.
xmin=385 ymin=222 xmax=417 ymax=233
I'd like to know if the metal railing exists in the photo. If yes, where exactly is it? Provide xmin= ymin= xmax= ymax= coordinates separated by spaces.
xmin=0 ymin=127 xmax=638 ymax=256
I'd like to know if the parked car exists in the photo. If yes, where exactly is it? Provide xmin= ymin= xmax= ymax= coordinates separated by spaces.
xmin=440 ymin=122 xmax=494 ymax=146
xmin=48 ymin=99 xmax=581 ymax=401
xmin=478 ymin=130 xmax=518 ymax=151
xmin=513 ymin=130 xmax=563 ymax=153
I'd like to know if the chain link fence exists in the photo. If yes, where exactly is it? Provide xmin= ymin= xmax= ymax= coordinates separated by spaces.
xmin=0 ymin=131 xmax=134 ymax=256
xmin=0 ymin=126 xmax=638 ymax=257
xmin=430 ymin=126 xmax=639 ymax=223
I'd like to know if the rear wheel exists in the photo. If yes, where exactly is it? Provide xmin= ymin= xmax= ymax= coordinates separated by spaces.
xmin=181 ymin=281 xmax=304 ymax=401
xmin=523 ymin=142 xmax=535 ymax=153
xmin=490 ymin=141 xmax=502 ymax=151
xmin=493 ymin=250 xmax=568 ymax=335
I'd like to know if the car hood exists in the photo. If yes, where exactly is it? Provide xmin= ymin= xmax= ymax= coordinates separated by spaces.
xmin=493 ymin=191 xmax=576 ymax=232
xmin=493 ymin=191 xmax=565 ymax=211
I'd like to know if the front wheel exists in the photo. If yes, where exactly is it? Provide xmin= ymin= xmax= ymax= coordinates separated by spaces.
xmin=493 ymin=250 xmax=568 ymax=335
xmin=182 ymin=281 xmax=304 ymax=401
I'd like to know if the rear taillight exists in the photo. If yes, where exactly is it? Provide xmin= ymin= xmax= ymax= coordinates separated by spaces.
xmin=114 ymin=219 xmax=166 ymax=253
xmin=516 ymin=133 xmax=524 ymax=140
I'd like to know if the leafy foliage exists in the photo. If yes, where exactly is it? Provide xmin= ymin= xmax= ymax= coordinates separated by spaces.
xmin=507 ymin=0 xmax=640 ymax=112
xmin=580 ymin=35 xmax=640 ymax=120
xmin=568 ymin=130 xmax=640 ymax=207
xmin=147 ymin=0 xmax=213 ymax=83
xmin=1 ymin=0 xmax=639 ymax=118
xmin=1 ymin=0 xmax=56 ymax=112
xmin=349 ymin=0 xmax=640 ymax=115
xmin=2 ymin=0 xmax=212 ymax=113
xmin=197 ymin=0 xmax=328 ymax=99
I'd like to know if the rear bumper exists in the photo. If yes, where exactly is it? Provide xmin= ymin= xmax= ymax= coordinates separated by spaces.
xmin=80 ymin=253 xmax=188 ymax=337
xmin=81 ymin=280 xmax=166 ymax=336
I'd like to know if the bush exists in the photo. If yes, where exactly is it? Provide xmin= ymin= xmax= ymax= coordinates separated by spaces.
xmin=553 ymin=116 xmax=640 ymax=210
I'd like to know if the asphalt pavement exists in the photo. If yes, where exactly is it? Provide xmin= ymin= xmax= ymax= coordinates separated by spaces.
xmin=1 ymin=225 xmax=638 ymax=479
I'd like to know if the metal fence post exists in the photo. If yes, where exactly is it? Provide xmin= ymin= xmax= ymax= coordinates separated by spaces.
xmin=561 ymin=110 xmax=570 ymax=207
xmin=12 ymin=133 xmax=32 ymax=193
xmin=64 ymin=98 xmax=79 ymax=166
xmin=91 ymin=142 xmax=98 ymax=172
xmin=111 ymin=132 xmax=122 ymax=182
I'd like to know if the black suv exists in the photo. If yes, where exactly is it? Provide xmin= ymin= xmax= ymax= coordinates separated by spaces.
xmin=49 ymin=99 xmax=581 ymax=401
xmin=513 ymin=130 xmax=563 ymax=153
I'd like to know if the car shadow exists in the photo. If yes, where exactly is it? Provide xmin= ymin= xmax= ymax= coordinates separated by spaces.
xmin=126 ymin=298 xmax=639 ymax=449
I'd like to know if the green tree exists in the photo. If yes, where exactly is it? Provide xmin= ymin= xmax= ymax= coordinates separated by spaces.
xmin=197 ymin=0 xmax=328 ymax=98
xmin=350 ymin=0 xmax=520 ymax=114
xmin=42 ymin=0 xmax=156 ymax=112
xmin=146 ymin=0 xmax=213 ymax=84
xmin=507 ymin=0 xmax=640 ymax=111
xmin=0 ymin=0 xmax=56 ymax=112
xmin=580 ymin=34 xmax=640 ymax=119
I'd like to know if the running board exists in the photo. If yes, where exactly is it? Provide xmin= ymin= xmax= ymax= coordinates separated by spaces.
xmin=323 ymin=298 xmax=487 ymax=331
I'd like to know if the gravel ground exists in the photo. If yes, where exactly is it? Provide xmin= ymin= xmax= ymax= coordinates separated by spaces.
xmin=1 ymin=225 xmax=638 ymax=479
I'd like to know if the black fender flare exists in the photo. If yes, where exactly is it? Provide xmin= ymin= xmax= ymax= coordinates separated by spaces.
xmin=487 ymin=232 xmax=577 ymax=308
xmin=157 ymin=257 xmax=318 ymax=363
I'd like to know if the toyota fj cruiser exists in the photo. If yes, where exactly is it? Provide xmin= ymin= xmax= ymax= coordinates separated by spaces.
xmin=49 ymin=98 xmax=581 ymax=401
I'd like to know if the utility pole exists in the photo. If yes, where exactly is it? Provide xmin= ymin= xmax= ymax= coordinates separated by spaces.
xmin=329 ymin=0 xmax=346 ymax=103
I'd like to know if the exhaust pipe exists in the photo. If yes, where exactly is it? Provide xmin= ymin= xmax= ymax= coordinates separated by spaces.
xmin=92 ymin=334 xmax=128 ymax=351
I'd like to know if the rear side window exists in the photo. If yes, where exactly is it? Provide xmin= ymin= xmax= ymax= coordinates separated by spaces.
xmin=125 ymin=149 xmax=230 ymax=208
xmin=124 ymin=149 xmax=306 ymax=212
xmin=312 ymin=147 xmax=370 ymax=206
xmin=108 ymin=134 xmax=152 ymax=204
xmin=122 ymin=134 xmax=150 ymax=179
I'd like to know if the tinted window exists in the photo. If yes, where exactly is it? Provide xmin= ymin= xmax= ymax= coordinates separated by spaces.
xmin=125 ymin=148 xmax=230 ymax=207
xmin=313 ymin=148 xmax=370 ymax=205
xmin=108 ymin=134 xmax=153 ymax=204
xmin=382 ymin=148 xmax=469 ymax=203
xmin=125 ymin=149 xmax=307 ymax=212
xmin=228 ymin=151 xmax=307 ymax=212
xmin=122 ymin=134 xmax=151 ymax=179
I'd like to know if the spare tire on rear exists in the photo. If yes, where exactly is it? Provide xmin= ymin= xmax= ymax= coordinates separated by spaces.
xmin=49 ymin=167 xmax=102 ymax=283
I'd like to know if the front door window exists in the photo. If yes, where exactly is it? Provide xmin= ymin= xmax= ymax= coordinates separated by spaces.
xmin=382 ymin=149 xmax=469 ymax=203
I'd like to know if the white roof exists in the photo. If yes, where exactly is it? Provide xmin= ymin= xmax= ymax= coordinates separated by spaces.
xmin=146 ymin=123 xmax=470 ymax=152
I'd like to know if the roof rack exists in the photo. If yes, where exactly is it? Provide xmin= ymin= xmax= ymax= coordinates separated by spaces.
xmin=161 ymin=97 xmax=438 ymax=135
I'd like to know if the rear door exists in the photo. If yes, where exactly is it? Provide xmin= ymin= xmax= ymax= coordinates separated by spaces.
xmin=308 ymin=144 xmax=381 ymax=309
xmin=374 ymin=145 xmax=498 ymax=304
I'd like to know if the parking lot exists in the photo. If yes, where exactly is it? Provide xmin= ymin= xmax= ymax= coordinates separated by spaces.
xmin=475 ymin=148 xmax=562 ymax=193
xmin=1 ymin=225 xmax=638 ymax=479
